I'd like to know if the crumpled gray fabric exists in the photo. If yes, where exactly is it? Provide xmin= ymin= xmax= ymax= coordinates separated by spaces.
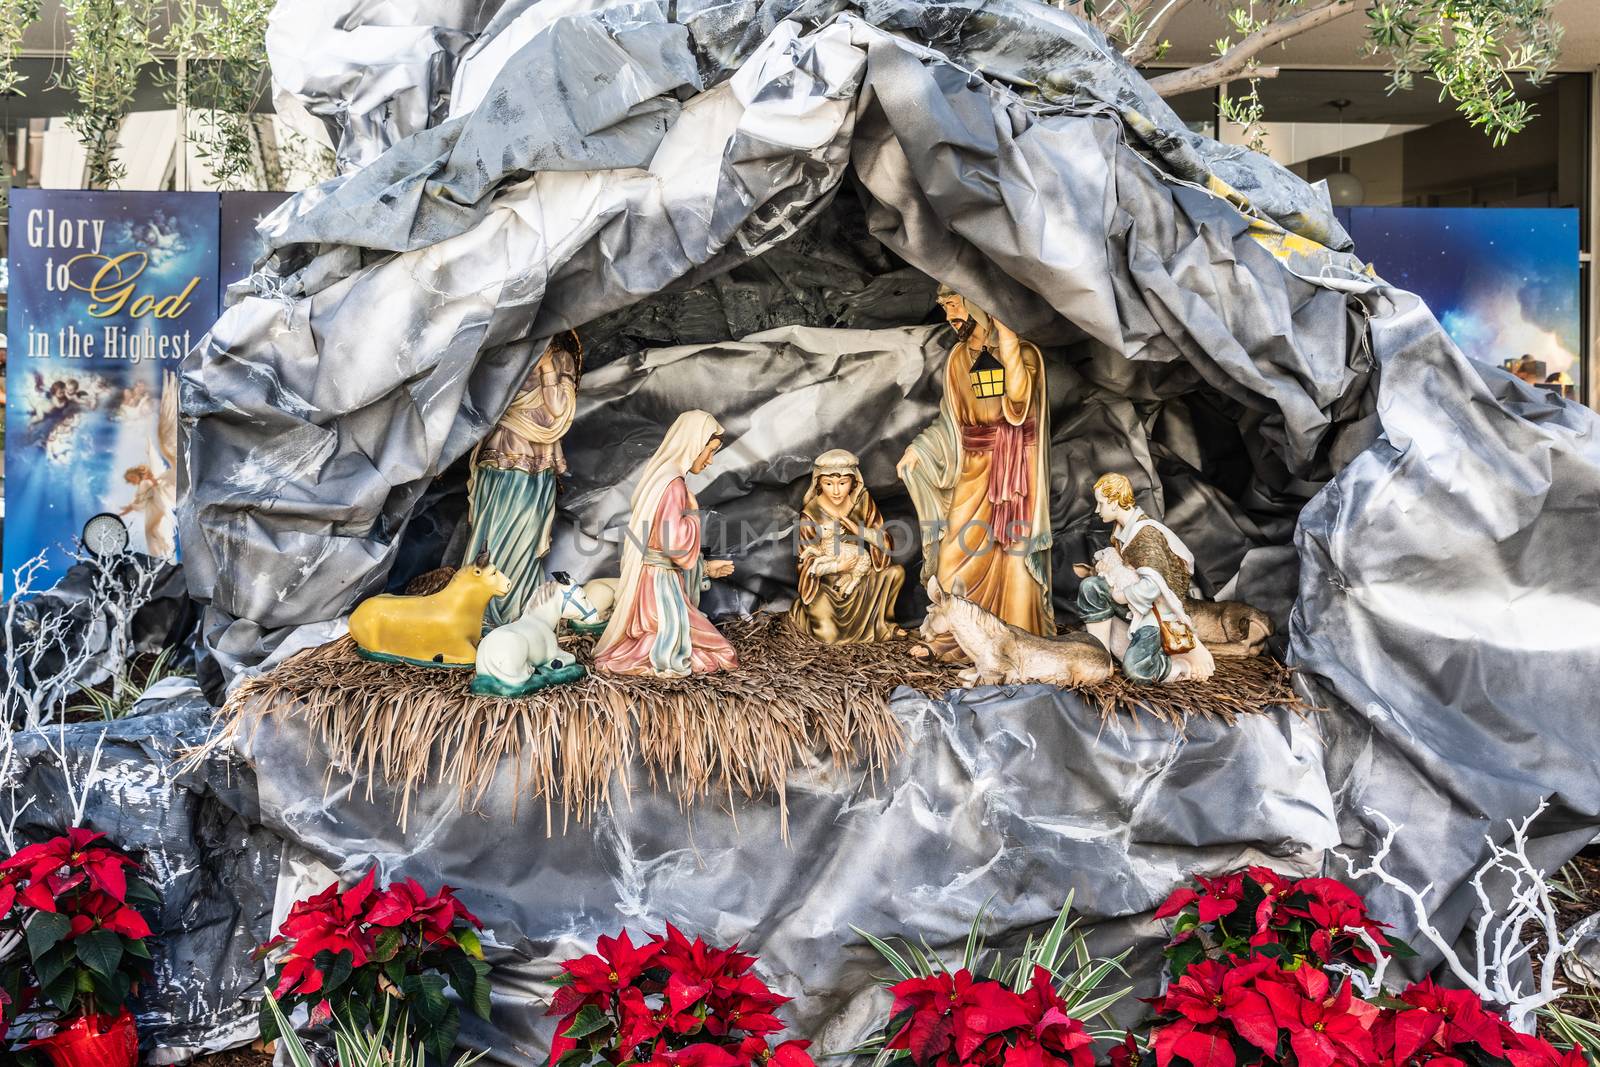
xmin=245 ymin=686 xmax=1337 ymax=1065
xmin=179 ymin=0 xmax=1600 ymax=1054
xmin=2 ymin=699 xmax=280 ymax=1062
xmin=265 ymin=0 xmax=494 ymax=172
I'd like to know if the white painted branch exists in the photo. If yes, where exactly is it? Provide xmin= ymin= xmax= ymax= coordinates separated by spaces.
xmin=1341 ymin=801 xmax=1567 ymax=1033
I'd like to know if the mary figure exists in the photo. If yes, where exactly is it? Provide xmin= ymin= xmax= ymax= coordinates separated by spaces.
xmin=593 ymin=410 xmax=740 ymax=678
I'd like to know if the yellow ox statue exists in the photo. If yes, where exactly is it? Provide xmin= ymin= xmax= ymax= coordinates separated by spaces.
xmin=348 ymin=555 xmax=512 ymax=667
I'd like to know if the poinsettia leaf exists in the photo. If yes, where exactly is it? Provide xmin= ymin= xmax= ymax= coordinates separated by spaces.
xmin=1289 ymin=1027 xmax=1336 ymax=1067
xmin=1384 ymin=936 xmax=1418 ymax=959
xmin=122 ymin=936 xmax=152 ymax=960
xmin=1224 ymin=989 xmax=1279 ymax=1056
xmin=43 ymin=961 xmax=78 ymax=1014
xmin=258 ymin=998 xmax=283 ymax=1045
xmin=906 ymin=1006 xmax=955 ymax=1064
xmin=555 ymin=1048 xmax=602 ymax=1067
xmin=92 ymin=968 xmax=133 ymax=1012
xmin=34 ymin=944 xmax=70 ymax=989
xmin=564 ymin=1004 xmax=613 ymax=1041
xmin=26 ymin=911 xmax=72 ymax=960
xmin=1167 ymin=935 xmax=1207 ymax=979
xmin=470 ymin=958 xmax=493 ymax=1020
xmin=442 ymin=949 xmax=489 ymax=1020
xmin=456 ymin=926 xmax=484 ymax=960
xmin=425 ymin=1008 xmax=460 ymax=1063
xmin=1391 ymin=1007 xmax=1444 ymax=1063
xmin=319 ymin=949 xmax=354 ymax=995
xmin=371 ymin=928 xmax=403 ymax=964
xmin=76 ymin=929 xmax=124 ymax=979
xmin=1171 ymin=1025 xmax=1238 ymax=1067
xmin=124 ymin=878 xmax=161 ymax=906
xmin=401 ymin=972 xmax=450 ymax=1025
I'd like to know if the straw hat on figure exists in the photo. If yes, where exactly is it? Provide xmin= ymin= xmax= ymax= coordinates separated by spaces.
xmin=899 ymin=285 xmax=1053 ymax=660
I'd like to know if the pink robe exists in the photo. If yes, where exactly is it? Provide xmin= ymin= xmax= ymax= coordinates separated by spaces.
xmin=594 ymin=478 xmax=738 ymax=677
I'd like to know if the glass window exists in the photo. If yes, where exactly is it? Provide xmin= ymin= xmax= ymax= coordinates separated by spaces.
xmin=1219 ymin=70 xmax=1590 ymax=218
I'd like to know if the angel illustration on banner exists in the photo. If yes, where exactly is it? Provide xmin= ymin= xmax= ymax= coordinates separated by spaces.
xmin=118 ymin=371 xmax=179 ymax=558
xmin=25 ymin=372 xmax=100 ymax=464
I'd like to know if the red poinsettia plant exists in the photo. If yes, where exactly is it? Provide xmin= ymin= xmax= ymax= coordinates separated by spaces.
xmin=256 ymin=868 xmax=492 ymax=1062
xmin=0 ymin=827 xmax=157 ymax=1045
xmin=1131 ymin=961 xmax=1592 ymax=1067
xmin=547 ymin=925 xmax=816 ymax=1067
xmin=852 ymin=896 xmax=1132 ymax=1067
xmin=1126 ymin=870 xmax=1593 ymax=1067
xmin=1155 ymin=867 xmax=1413 ymax=980
xmin=879 ymin=964 xmax=1098 ymax=1067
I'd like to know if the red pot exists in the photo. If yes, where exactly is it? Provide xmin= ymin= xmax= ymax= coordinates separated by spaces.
xmin=30 ymin=1011 xmax=139 ymax=1067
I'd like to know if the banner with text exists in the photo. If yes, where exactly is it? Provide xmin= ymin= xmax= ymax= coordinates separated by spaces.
xmin=4 ymin=190 xmax=220 ymax=595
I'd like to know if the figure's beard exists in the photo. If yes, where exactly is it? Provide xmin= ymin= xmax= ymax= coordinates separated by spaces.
xmin=952 ymin=317 xmax=977 ymax=343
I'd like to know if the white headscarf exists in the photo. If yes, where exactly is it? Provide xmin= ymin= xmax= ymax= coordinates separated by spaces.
xmin=595 ymin=410 xmax=725 ymax=658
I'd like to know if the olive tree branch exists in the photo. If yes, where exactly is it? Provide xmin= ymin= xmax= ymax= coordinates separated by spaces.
xmin=1146 ymin=0 xmax=1361 ymax=97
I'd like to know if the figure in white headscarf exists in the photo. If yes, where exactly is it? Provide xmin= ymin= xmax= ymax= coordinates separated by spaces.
xmin=789 ymin=448 xmax=906 ymax=644
xmin=593 ymin=410 xmax=738 ymax=678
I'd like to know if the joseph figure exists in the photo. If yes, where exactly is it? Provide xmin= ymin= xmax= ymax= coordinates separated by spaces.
xmin=898 ymin=286 xmax=1053 ymax=660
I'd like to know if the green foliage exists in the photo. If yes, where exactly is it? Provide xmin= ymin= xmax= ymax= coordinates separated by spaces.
xmin=264 ymin=993 xmax=488 ymax=1067
xmin=0 ymin=0 xmax=41 ymax=97
xmin=1541 ymin=997 xmax=1600 ymax=1058
xmin=53 ymin=0 xmax=156 ymax=189
xmin=68 ymin=646 xmax=193 ymax=721
xmin=1366 ymin=0 xmax=1562 ymax=146
xmin=161 ymin=0 xmax=278 ymax=189
xmin=1070 ymin=0 xmax=1562 ymax=146
xmin=850 ymin=892 xmax=1136 ymax=1059
xmin=257 ymin=872 xmax=493 ymax=1065
xmin=0 ymin=829 xmax=159 ymax=1039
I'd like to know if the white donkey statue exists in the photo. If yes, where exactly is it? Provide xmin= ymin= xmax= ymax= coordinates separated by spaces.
xmin=471 ymin=572 xmax=600 ymax=697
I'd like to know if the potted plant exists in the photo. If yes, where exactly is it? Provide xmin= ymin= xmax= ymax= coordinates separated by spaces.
xmin=0 ymin=827 xmax=158 ymax=1067
xmin=848 ymin=894 xmax=1133 ymax=1067
xmin=546 ymin=924 xmax=815 ymax=1067
xmin=1128 ymin=868 xmax=1592 ymax=1067
xmin=257 ymin=868 xmax=493 ymax=1063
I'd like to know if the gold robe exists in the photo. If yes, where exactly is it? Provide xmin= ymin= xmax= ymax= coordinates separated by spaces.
xmin=904 ymin=333 xmax=1053 ymax=657
xmin=789 ymin=490 xmax=905 ymax=644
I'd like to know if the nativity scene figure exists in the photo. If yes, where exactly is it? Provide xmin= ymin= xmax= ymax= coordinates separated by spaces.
xmin=460 ymin=330 xmax=582 ymax=628
xmin=899 ymin=286 xmax=1053 ymax=661
xmin=1075 ymin=472 xmax=1273 ymax=685
xmin=593 ymin=410 xmax=739 ymax=679
xmin=789 ymin=449 xmax=907 ymax=645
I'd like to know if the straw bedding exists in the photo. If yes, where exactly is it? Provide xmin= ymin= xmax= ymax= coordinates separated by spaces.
xmin=218 ymin=603 xmax=1310 ymax=832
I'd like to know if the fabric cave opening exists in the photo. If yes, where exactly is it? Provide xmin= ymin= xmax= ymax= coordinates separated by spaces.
xmin=386 ymin=186 xmax=1329 ymax=652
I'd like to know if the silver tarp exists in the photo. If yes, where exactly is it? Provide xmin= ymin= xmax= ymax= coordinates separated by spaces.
xmin=180 ymin=0 xmax=1600 ymax=1058
xmin=3 ymin=695 xmax=281 ymax=1061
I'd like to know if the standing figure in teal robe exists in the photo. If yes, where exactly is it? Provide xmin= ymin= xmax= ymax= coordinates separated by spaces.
xmin=461 ymin=331 xmax=581 ymax=628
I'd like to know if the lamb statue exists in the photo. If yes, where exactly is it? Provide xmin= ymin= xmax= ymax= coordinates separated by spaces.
xmin=471 ymin=574 xmax=600 ymax=697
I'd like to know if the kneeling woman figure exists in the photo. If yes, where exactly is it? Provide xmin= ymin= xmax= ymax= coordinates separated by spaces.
xmin=593 ymin=410 xmax=739 ymax=678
